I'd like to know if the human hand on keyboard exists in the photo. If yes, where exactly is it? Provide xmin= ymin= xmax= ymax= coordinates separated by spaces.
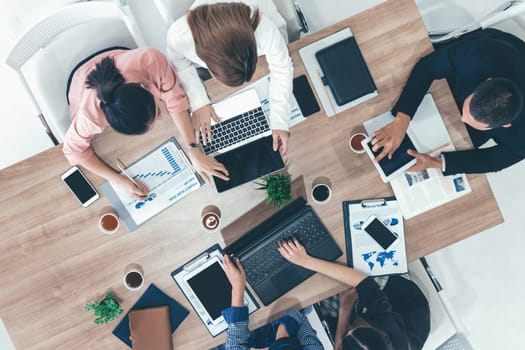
xmin=188 ymin=150 xmax=229 ymax=182
xmin=192 ymin=104 xmax=221 ymax=145
xmin=223 ymin=254 xmax=246 ymax=307
xmin=278 ymin=238 xmax=311 ymax=267
xmin=272 ymin=130 xmax=289 ymax=155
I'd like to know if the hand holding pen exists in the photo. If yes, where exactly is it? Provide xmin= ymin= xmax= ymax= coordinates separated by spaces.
xmin=116 ymin=158 xmax=150 ymax=200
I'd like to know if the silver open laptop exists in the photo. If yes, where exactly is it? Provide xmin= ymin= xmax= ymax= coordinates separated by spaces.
xmin=200 ymin=89 xmax=285 ymax=193
xmin=200 ymin=89 xmax=272 ymax=156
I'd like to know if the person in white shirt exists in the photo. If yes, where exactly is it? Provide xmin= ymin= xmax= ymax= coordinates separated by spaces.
xmin=167 ymin=0 xmax=293 ymax=155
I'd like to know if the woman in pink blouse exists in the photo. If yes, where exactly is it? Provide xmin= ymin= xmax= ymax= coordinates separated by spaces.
xmin=63 ymin=48 xmax=228 ymax=199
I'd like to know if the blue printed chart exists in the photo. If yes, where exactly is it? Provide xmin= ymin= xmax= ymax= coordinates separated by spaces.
xmin=346 ymin=202 xmax=407 ymax=276
xmin=361 ymin=250 xmax=400 ymax=273
xmin=110 ymin=140 xmax=202 ymax=225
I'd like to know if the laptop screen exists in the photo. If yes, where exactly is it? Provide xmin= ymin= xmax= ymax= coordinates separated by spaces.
xmin=213 ymin=136 xmax=285 ymax=192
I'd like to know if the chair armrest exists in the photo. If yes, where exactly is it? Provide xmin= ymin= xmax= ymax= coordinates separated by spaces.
xmin=293 ymin=0 xmax=308 ymax=33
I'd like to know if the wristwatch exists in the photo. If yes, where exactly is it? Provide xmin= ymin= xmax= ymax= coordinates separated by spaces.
xmin=187 ymin=142 xmax=200 ymax=151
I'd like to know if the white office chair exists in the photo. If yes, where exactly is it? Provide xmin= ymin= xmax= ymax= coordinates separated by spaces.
xmin=408 ymin=258 xmax=474 ymax=350
xmin=152 ymin=0 xmax=308 ymax=43
xmin=5 ymin=1 xmax=146 ymax=145
xmin=418 ymin=0 xmax=525 ymax=44
xmin=272 ymin=0 xmax=308 ymax=42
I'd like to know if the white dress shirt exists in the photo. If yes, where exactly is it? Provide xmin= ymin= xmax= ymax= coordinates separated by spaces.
xmin=167 ymin=0 xmax=293 ymax=131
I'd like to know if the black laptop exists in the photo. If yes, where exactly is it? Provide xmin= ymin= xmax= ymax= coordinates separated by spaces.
xmin=223 ymin=197 xmax=342 ymax=305
xmin=199 ymin=89 xmax=285 ymax=193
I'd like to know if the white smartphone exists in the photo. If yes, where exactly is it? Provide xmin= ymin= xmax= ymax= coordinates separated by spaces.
xmin=362 ymin=214 xmax=399 ymax=250
xmin=61 ymin=166 xmax=99 ymax=207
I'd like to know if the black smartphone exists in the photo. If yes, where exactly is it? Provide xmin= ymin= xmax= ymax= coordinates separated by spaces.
xmin=362 ymin=215 xmax=399 ymax=250
xmin=293 ymin=74 xmax=320 ymax=117
xmin=61 ymin=166 xmax=99 ymax=207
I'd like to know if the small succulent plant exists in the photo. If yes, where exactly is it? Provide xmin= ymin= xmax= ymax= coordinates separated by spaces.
xmin=256 ymin=174 xmax=293 ymax=208
xmin=85 ymin=291 xmax=123 ymax=325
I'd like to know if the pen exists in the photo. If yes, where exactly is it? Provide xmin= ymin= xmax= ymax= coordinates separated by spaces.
xmin=116 ymin=158 xmax=139 ymax=186
xmin=316 ymin=70 xmax=336 ymax=115
xmin=427 ymin=143 xmax=450 ymax=157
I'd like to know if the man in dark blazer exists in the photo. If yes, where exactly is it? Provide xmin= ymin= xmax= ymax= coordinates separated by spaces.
xmin=371 ymin=28 xmax=525 ymax=175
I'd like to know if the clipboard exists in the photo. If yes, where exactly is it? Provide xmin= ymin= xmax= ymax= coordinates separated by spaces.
xmin=170 ymin=244 xmax=259 ymax=337
xmin=342 ymin=197 xmax=408 ymax=276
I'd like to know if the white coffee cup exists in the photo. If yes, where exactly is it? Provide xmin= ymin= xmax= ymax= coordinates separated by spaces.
xmin=349 ymin=132 xmax=367 ymax=154
xmin=201 ymin=205 xmax=221 ymax=232
xmin=311 ymin=177 xmax=332 ymax=204
xmin=98 ymin=212 xmax=120 ymax=234
xmin=123 ymin=265 xmax=144 ymax=291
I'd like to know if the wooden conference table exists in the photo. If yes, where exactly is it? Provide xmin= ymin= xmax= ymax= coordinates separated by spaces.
xmin=0 ymin=0 xmax=503 ymax=349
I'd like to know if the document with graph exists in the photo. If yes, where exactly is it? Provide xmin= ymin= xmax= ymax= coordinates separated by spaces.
xmin=100 ymin=138 xmax=204 ymax=231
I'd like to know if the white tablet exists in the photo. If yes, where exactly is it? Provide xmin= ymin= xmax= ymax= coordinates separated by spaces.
xmin=362 ymin=135 xmax=417 ymax=183
xmin=171 ymin=245 xmax=259 ymax=337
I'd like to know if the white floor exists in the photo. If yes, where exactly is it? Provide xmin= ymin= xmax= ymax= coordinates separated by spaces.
xmin=1 ymin=1 xmax=525 ymax=349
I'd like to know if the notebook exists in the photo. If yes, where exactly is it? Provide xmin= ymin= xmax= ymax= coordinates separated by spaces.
xmin=200 ymin=89 xmax=285 ymax=193
xmin=112 ymin=284 xmax=189 ymax=348
xmin=223 ymin=197 xmax=342 ymax=306
xmin=129 ymin=306 xmax=172 ymax=350
xmin=316 ymin=36 xmax=377 ymax=106
xmin=298 ymin=27 xmax=378 ymax=116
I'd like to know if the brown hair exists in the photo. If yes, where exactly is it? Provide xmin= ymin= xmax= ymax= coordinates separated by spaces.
xmin=187 ymin=2 xmax=260 ymax=86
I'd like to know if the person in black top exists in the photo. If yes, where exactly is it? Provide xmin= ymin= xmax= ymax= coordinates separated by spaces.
xmin=278 ymin=239 xmax=430 ymax=350
xmin=371 ymin=28 xmax=525 ymax=175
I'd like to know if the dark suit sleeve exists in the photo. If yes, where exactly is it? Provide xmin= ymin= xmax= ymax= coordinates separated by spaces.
xmin=443 ymin=146 xmax=525 ymax=175
xmin=392 ymin=47 xmax=456 ymax=118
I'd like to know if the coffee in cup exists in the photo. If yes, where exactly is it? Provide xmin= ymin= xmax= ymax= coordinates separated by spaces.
xmin=123 ymin=265 xmax=144 ymax=291
xmin=201 ymin=205 xmax=221 ymax=232
xmin=349 ymin=132 xmax=367 ymax=153
xmin=99 ymin=212 xmax=119 ymax=234
xmin=311 ymin=177 xmax=332 ymax=204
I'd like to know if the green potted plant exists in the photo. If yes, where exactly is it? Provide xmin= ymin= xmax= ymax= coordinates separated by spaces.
xmin=85 ymin=291 xmax=123 ymax=325
xmin=256 ymin=174 xmax=293 ymax=208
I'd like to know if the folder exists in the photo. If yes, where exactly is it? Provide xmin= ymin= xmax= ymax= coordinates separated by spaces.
xmin=112 ymin=284 xmax=189 ymax=348
xmin=129 ymin=306 xmax=172 ymax=350
xmin=316 ymin=36 xmax=376 ymax=106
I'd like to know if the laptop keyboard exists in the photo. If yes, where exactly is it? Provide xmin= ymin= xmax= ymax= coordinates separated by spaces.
xmin=241 ymin=210 xmax=330 ymax=286
xmin=200 ymin=106 xmax=269 ymax=155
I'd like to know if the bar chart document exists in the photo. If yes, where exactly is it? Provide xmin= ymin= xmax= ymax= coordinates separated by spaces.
xmin=101 ymin=138 xmax=204 ymax=230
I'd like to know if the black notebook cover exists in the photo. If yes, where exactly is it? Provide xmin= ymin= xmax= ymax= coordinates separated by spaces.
xmin=112 ymin=283 xmax=189 ymax=348
xmin=315 ymin=36 xmax=376 ymax=106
